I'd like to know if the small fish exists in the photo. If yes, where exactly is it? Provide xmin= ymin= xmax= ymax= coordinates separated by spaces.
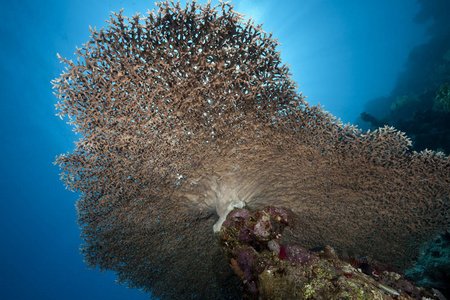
xmin=378 ymin=283 xmax=400 ymax=296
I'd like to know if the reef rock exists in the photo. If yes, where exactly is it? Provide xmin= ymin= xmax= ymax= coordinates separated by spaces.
xmin=218 ymin=207 xmax=447 ymax=300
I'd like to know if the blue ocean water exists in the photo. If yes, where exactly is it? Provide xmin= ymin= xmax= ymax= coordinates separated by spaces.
xmin=0 ymin=0 xmax=447 ymax=299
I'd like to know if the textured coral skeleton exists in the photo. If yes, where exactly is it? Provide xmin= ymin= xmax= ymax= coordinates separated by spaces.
xmin=53 ymin=1 xmax=450 ymax=299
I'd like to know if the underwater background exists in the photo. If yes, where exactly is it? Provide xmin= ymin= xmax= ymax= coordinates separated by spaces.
xmin=1 ymin=0 xmax=448 ymax=299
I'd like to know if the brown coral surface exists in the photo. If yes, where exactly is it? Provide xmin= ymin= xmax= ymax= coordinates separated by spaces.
xmin=53 ymin=1 xmax=450 ymax=299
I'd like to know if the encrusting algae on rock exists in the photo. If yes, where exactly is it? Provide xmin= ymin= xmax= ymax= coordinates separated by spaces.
xmin=217 ymin=206 xmax=447 ymax=299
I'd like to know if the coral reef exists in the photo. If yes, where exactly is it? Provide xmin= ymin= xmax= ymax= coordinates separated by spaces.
xmin=406 ymin=231 xmax=450 ymax=297
xmin=360 ymin=107 xmax=450 ymax=154
xmin=435 ymin=83 xmax=450 ymax=112
xmin=218 ymin=207 xmax=446 ymax=299
xmin=360 ymin=1 xmax=450 ymax=154
xmin=53 ymin=1 xmax=450 ymax=298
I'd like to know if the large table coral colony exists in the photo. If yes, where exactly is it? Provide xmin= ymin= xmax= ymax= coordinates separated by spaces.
xmin=53 ymin=1 xmax=450 ymax=298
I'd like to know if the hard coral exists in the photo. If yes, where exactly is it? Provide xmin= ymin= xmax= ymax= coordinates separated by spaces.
xmin=53 ymin=0 xmax=450 ymax=298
